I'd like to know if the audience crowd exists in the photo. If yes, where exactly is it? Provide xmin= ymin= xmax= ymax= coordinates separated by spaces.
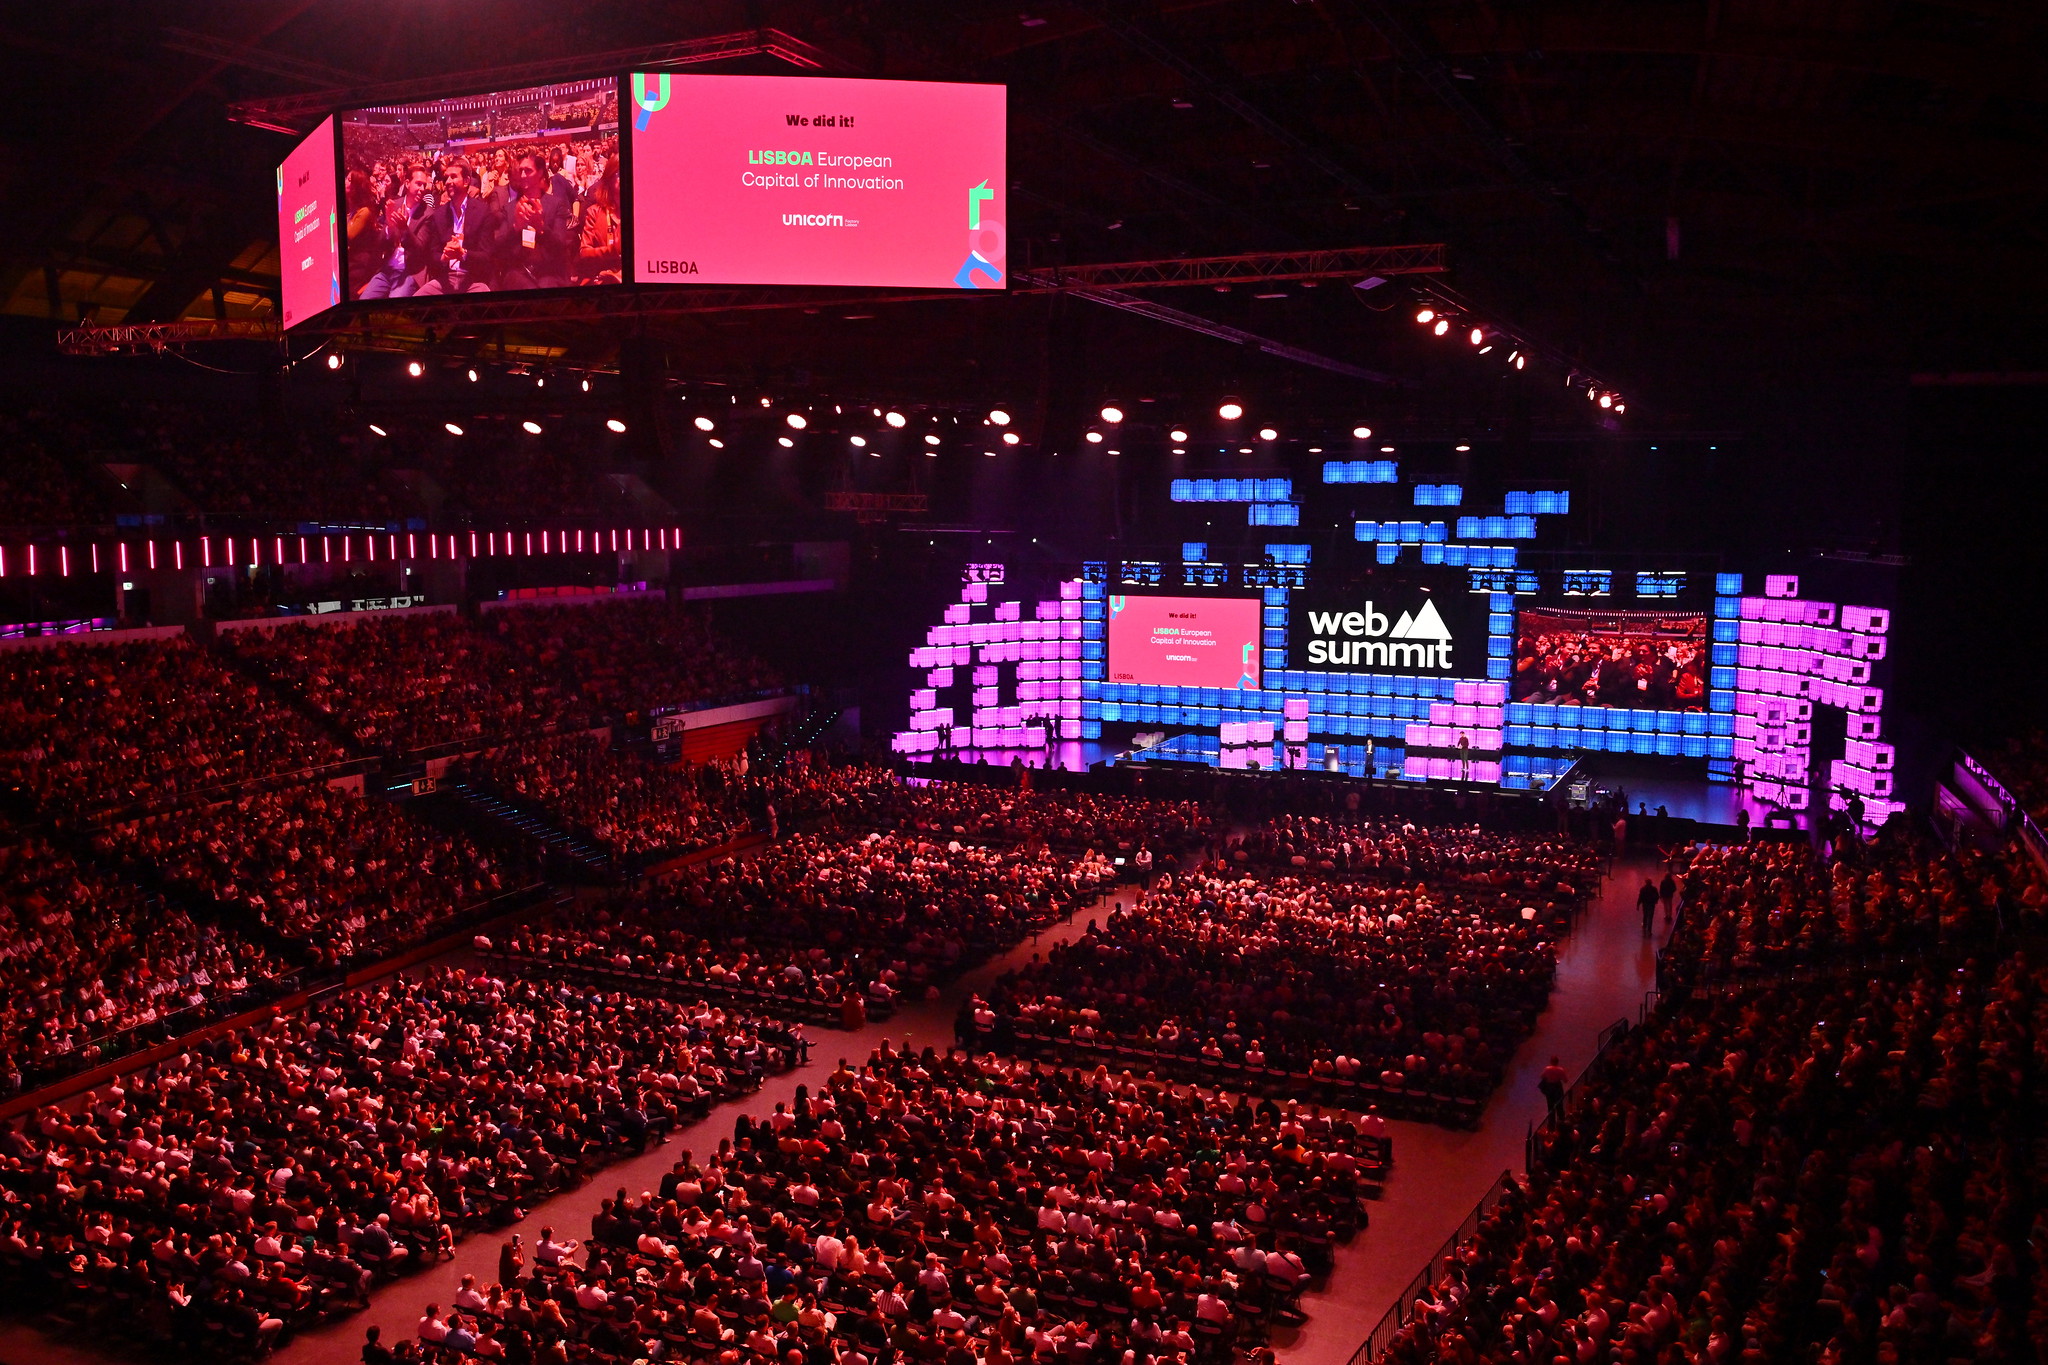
xmin=488 ymin=599 xmax=783 ymax=718
xmin=94 ymin=786 xmax=528 ymax=966
xmin=0 ymin=967 xmax=797 ymax=1355
xmin=459 ymin=735 xmax=756 ymax=860
xmin=835 ymin=782 xmax=1220 ymax=859
xmin=982 ymin=866 xmax=1561 ymax=1103
xmin=0 ymin=639 xmax=349 ymax=817
xmin=0 ymin=838 xmax=289 ymax=1089
xmin=1227 ymin=816 xmax=1604 ymax=903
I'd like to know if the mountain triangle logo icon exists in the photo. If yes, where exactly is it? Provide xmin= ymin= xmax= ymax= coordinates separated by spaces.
xmin=1389 ymin=598 xmax=1452 ymax=642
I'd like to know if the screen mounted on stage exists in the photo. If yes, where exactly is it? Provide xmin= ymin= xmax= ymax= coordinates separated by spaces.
xmin=1287 ymin=581 xmax=1489 ymax=678
xmin=1513 ymin=607 xmax=1708 ymax=710
xmin=628 ymin=73 xmax=1006 ymax=289
xmin=339 ymin=79 xmax=620 ymax=299
xmin=1107 ymin=595 xmax=1262 ymax=691
xmin=276 ymin=117 xmax=340 ymax=329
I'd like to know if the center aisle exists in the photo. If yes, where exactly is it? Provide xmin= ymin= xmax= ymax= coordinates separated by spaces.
xmin=273 ymin=879 xmax=1137 ymax=1365
xmin=1276 ymin=850 xmax=1671 ymax=1365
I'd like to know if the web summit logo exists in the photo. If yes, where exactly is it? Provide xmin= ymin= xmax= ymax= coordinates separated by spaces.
xmin=1304 ymin=600 xmax=1455 ymax=669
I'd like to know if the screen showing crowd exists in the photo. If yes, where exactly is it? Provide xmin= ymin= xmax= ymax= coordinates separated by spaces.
xmin=1512 ymin=607 xmax=1708 ymax=710
xmin=339 ymin=79 xmax=620 ymax=298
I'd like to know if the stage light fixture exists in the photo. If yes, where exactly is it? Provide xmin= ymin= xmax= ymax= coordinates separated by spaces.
xmin=778 ymin=436 xmax=795 ymax=447
xmin=786 ymin=413 xmax=807 ymax=429
xmin=1415 ymin=308 xmax=1434 ymax=324
xmin=536 ymin=376 xmax=545 ymax=388
xmin=1002 ymin=432 xmax=1020 ymax=445
xmin=1598 ymin=393 xmax=1614 ymax=408
xmin=1218 ymin=402 xmax=1243 ymax=420
xmin=1455 ymin=444 xmax=1471 ymax=452
xmin=467 ymin=369 xmax=479 ymax=382
xmin=1257 ymin=427 xmax=1278 ymax=441
xmin=924 ymin=434 xmax=941 ymax=446
xmin=693 ymin=416 xmax=715 ymax=431
xmin=1380 ymin=445 xmax=1396 ymax=452
xmin=1100 ymin=405 xmax=1124 ymax=424
xmin=1469 ymin=328 xmax=1484 ymax=345
xmin=1513 ymin=354 xmax=1526 ymax=370
xmin=368 ymin=424 xmax=387 ymax=437
xmin=1587 ymin=388 xmax=1599 ymax=402
xmin=849 ymin=435 xmax=868 ymax=447
xmin=1172 ymin=447 xmax=1186 ymax=455
xmin=522 ymin=421 xmax=543 ymax=434
xmin=607 ymin=418 xmax=628 ymax=432
xmin=885 ymin=411 xmax=907 ymax=427
xmin=708 ymin=438 xmax=725 ymax=448
xmin=1086 ymin=431 xmax=1104 ymax=443
xmin=1352 ymin=426 xmax=1372 ymax=439
xmin=1432 ymin=319 xmax=1450 ymax=337
xmin=581 ymin=378 xmax=591 ymax=392
xmin=1169 ymin=428 xmax=1189 ymax=442
xmin=407 ymin=361 xmax=424 ymax=377
xmin=325 ymin=353 xmax=342 ymax=370
xmin=1238 ymin=447 xmax=1253 ymax=454
xmin=443 ymin=422 xmax=464 ymax=436
xmin=759 ymin=396 xmax=772 ymax=407
xmin=1615 ymin=402 xmax=1627 ymax=414
xmin=988 ymin=409 xmax=1011 ymax=425
xmin=1478 ymin=345 xmax=1493 ymax=354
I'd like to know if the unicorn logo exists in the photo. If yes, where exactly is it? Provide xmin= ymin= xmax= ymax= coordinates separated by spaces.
xmin=632 ymin=73 xmax=672 ymax=132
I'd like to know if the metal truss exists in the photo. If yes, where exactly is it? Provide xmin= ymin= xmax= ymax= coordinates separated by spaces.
xmin=1009 ymin=244 xmax=1442 ymax=290
xmin=56 ymin=318 xmax=281 ymax=355
xmin=824 ymin=491 xmax=930 ymax=522
xmin=226 ymin=29 xmax=855 ymax=132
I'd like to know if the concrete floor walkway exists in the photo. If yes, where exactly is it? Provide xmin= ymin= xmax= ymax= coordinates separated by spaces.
xmin=0 ymin=852 xmax=1674 ymax=1365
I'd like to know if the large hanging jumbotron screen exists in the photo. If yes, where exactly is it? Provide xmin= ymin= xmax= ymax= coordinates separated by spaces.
xmin=628 ymin=73 xmax=1006 ymax=289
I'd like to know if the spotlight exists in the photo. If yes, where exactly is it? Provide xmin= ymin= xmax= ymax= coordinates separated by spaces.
xmin=1469 ymin=327 xmax=1484 ymax=345
xmin=1238 ymin=447 xmax=1253 ymax=454
xmin=884 ymin=411 xmax=907 ymax=428
xmin=522 ymin=421 xmax=543 ymax=434
xmin=581 ymin=378 xmax=591 ymax=392
xmin=1172 ymin=447 xmax=1186 ymax=455
xmin=325 ymin=353 xmax=342 ymax=370
xmin=1218 ymin=401 xmax=1243 ymax=420
xmin=693 ymin=416 xmax=715 ymax=431
xmin=1455 ymin=444 xmax=1471 ymax=452
xmin=1615 ymin=402 xmax=1627 ymax=414
xmin=1478 ymin=345 xmax=1493 ymax=354
xmin=924 ymin=434 xmax=941 ymax=446
xmin=988 ymin=409 xmax=1011 ymax=425
xmin=849 ymin=435 xmax=868 ymax=448
xmin=1169 ymin=429 xmax=1189 ymax=442
xmin=1598 ymin=393 xmax=1613 ymax=408
xmin=536 ymin=376 xmax=545 ymax=388
xmin=1100 ymin=405 xmax=1124 ymax=424
xmin=1002 ymin=432 xmax=1020 ymax=445
xmin=368 ymin=424 xmax=387 ymax=437
xmin=1415 ymin=308 xmax=1435 ymax=324
xmin=1432 ymin=319 xmax=1450 ymax=337
xmin=778 ymin=436 xmax=795 ymax=447
xmin=607 ymin=418 xmax=628 ymax=432
xmin=1085 ymin=431 xmax=1104 ymax=443
xmin=407 ymin=360 xmax=424 ymax=377
xmin=1587 ymin=388 xmax=1599 ymax=402
xmin=786 ymin=413 xmax=807 ymax=429
xmin=467 ymin=368 xmax=479 ymax=382
xmin=443 ymin=422 xmax=464 ymax=436
xmin=1513 ymin=354 xmax=1526 ymax=370
xmin=1380 ymin=445 xmax=1396 ymax=452
xmin=759 ymin=396 xmax=773 ymax=407
xmin=1352 ymin=426 xmax=1372 ymax=439
xmin=1257 ymin=427 xmax=1278 ymax=441
xmin=708 ymin=438 xmax=725 ymax=449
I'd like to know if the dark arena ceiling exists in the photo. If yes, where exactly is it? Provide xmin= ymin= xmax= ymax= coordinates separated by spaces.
xmin=3 ymin=0 xmax=2044 ymax=553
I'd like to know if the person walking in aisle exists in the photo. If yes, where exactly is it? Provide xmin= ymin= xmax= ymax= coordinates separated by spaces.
xmin=1638 ymin=877 xmax=1661 ymax=936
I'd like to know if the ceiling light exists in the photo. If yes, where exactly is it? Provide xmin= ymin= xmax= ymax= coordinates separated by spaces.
xmin=778 ymin=436 xmax=795 ymax=447
xmin=1308 ymin=447 xmax=1322 ymax=453
xmin=1172 ymin=447 xmax=1186 ymax=454
xmin=1218 ymin=402 xmax=1243 ymax=420
xmin=1352 ymin=426 xmax=1372 ymax=439
xmin=1100 ymin=406 xmax=1124 ymax=424
xmin=443 ymin=422 xmax=463 ymax=436
xmin=1469 ymin=328 xmax=1484 ymax=345
xmin=607 ymin=418 xmax=628 ymax=432
xmin=1432 ymin=319 xmax=1450 ymax=337
xmin=581 ymin=378 xmax=591 ymax=392
xmin=522 ymin=421 xmax=542 ymax=434
xmin=759 ymin=396 xmax=772 ymax=407
xmin=1238 ymin=447 xmax=1253 ymax=454
xmin=786 ymin=413 xmax=807 ymax=429
xmin=1513 ymin=354 xmax=1526 ymax=370
xmin=368 ymin=424 xmax=387 ymax=437
xmin=850 ymin=435 xmax=868 ymax=448
xmin=536 ymin=376 xmax=545 ymax=387
xmin=1257 ymin=427 xmax=1278 ymax=441
xmin=924 ymin=434 xmax=941 ymax=446
xmin=694 ymin=416 xmax=715 ymax=431
xmin=1455 ymin=444 xmax=1471 ymax=452
xmin=1598 ymin=393 xmax=1614 ymax=408
xmin=1615 ymin=402 xmax=1627 ymax=413
xmin=1415 ymin=308 xmax=1434 ymax=324
xmin=1588 ymin=387 xmax=1600 ymax=402
xmin=1085 ymin=431 xmax=1104 ymax=443
xmin=407 ymin=361 xmax=424 ymax=378
xmin=1169 ymin=428 xmax=1189 ymax=442
xmin=708 ymin=438 xmax=724 ymax=448
xmin=989 ymin=409 xmax=1011 ymax=425
xmin=467 ymin=368 xmax=479 ymax=382
xmin=1002 ymin=432 xmax=1020 ymax=445
xmin=1478 ymin=345 xmax=1493 ymax=354
xmin=885 ymin=411 xmax=907 ymax=428
xmin=1380 ymin=445 xmax=1396 ymax=452
xmin=325 ymin=353 xmax=341 ymax=370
